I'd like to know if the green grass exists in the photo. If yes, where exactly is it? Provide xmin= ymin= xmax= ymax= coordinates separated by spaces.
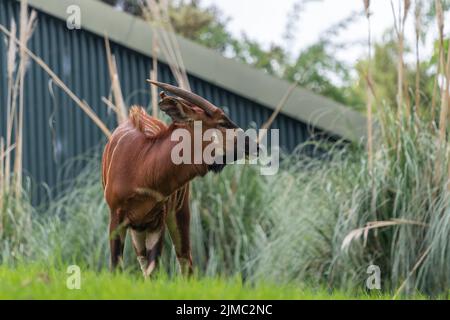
xmin=0 ymin=264 xmax=394 ymax=300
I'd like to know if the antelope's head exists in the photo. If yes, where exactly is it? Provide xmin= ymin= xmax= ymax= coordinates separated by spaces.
xmin=148 ymin=80 xmax=258 ymax=173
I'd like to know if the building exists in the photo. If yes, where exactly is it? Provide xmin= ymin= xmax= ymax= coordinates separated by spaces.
xmin=0 ymin=0 xmax=366 ymax=202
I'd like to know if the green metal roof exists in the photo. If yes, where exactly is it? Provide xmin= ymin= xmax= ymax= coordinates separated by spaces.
xmin=20 ymin=0 xmax=367 ymax=142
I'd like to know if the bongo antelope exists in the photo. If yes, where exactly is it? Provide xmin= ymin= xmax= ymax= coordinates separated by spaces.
xmin=102 ymin=81 xmax=255 ymax=277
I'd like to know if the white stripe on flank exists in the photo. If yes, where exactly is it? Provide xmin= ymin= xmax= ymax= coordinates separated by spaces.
xmin=104 ymin=128 xmax=134 ymax=198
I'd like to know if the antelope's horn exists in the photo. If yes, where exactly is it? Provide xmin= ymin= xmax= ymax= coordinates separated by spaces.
xmin=147 ymin=80 xmax=218 ymax=116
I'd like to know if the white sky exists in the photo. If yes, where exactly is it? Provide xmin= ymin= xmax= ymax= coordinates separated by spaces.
xmin=202 ymin=0 xmax=443 ymax=65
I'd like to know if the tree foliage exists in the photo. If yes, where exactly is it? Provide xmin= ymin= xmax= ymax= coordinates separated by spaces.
xmin=100 ymin=0 xmax=232 ymax=52
xmin=99 ymin=0 xmax=446 ymax=114
xmin=99 ymin=0 xmax=362 ymax=108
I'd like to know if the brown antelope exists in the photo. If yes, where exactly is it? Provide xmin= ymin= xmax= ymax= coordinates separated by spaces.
xmin=102 ymin=81 xmax=256 ymax=277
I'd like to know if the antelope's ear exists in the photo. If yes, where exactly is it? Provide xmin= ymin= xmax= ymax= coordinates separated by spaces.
xmin=159 ymin=94 xmax=204 ymax=123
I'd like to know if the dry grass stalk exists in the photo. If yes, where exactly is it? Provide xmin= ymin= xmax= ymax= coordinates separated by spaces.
xmin=436 ymin=0 xmax=447 ymax=143
xmin=258 ymin=82 xmax=297 ymax=143
xmin=414 ymin=0 xmax=422 ymax=116
xmin=151 ymin=33 xmax=160 ymax=118
xmin=104 ymin=36 xmax=127 ymax=124
xmin=445 ymin=43 xmax=450 ymax=187
xmin=142 ymin=0 xmax=288 ymax=132
xmin=341 ymin=219 xmax=428 ymax=251
xmin=101 ymin=97 xmax=118 ymax=114
xmin=404 ymin=0 xmax=411 ymax=21
xmin=432 ymin=0 xmax=444 ymax=126
xmin=363 ymin=0 xmax=377 ymax=219
xmin=0 ymin=23 xmax=112 ymax=138
xmin=363 ymin=0 xmax=374 ymax=172
xmin=445 ymin=42 xmax=450 ymax=125
xmin=142 ymin=0 xmax=190 ymax=90
xmin=393 ymin=245 xmax=432 ymax=299
xmin=4 ymin=19 xmax=17 ymax=193
xmin=391 ymin=0 xmax=411 ymax=121
xmin=431 ymin=77 xmax=439 ymax=124
xmin=0 ymin=144 xmax=16 ymax=162
xmin=14 ymin=0 xmax=37 ymax=198
xmin=150 ymin=69 xmax=159 ymax=118
xmin=363 ymin=0 xmax=370 ymax=14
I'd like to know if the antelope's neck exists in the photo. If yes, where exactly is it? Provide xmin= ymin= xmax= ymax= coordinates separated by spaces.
xmin=145 ymin=126 xmax=208 ymax=196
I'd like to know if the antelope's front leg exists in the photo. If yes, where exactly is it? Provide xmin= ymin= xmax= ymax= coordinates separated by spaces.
xmin=166 ymin=199 xmax=193 ymax=276
xmin=131 ymin=227 xmax=164 ymax=278
xmin=144 ymin=228 xmax=164 ymax=278
xmin=130 ymin=229 xmax=148 ymax=273
xmin=109 ymin=211 xmax=127 ymax=270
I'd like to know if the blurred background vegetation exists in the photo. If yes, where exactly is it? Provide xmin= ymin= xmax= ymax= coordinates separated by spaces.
xmin=101 ymin=0 xmax=449 ymax=112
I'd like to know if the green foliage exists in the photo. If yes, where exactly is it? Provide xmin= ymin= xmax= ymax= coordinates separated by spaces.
xmin=168 ymin=0 xmax=233 ymax=53
xmin=353 ymin=39 xmax=399 ymax=111
xmin=100 ymin=0 xmax=233 ymax=53
xmin=230 ymin=38 xmax=287 ymax=78
xmin=285 ymin=41 xmax=360 ymax=108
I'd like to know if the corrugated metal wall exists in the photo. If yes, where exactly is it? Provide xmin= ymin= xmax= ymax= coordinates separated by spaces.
xmin=0 ymin=0 xmax=332 ymax=202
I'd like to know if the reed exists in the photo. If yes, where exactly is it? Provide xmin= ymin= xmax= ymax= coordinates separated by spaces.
xmin=414 ymin=0 xmax=422 ymax=117
xmin=4 ymin=19 xmax=16 ymax=194
xmin=151 ymin=34 xmax=160 ymax=118
xmin=436 ymin=0 xmax=447 ymax=143
xmin=363 ymin=0 xmax=374 ymax=171
xmin=104 ymin=35 xmax=128 ymax=124
xmin=390 ymin=0 xmax=407 ymax=121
